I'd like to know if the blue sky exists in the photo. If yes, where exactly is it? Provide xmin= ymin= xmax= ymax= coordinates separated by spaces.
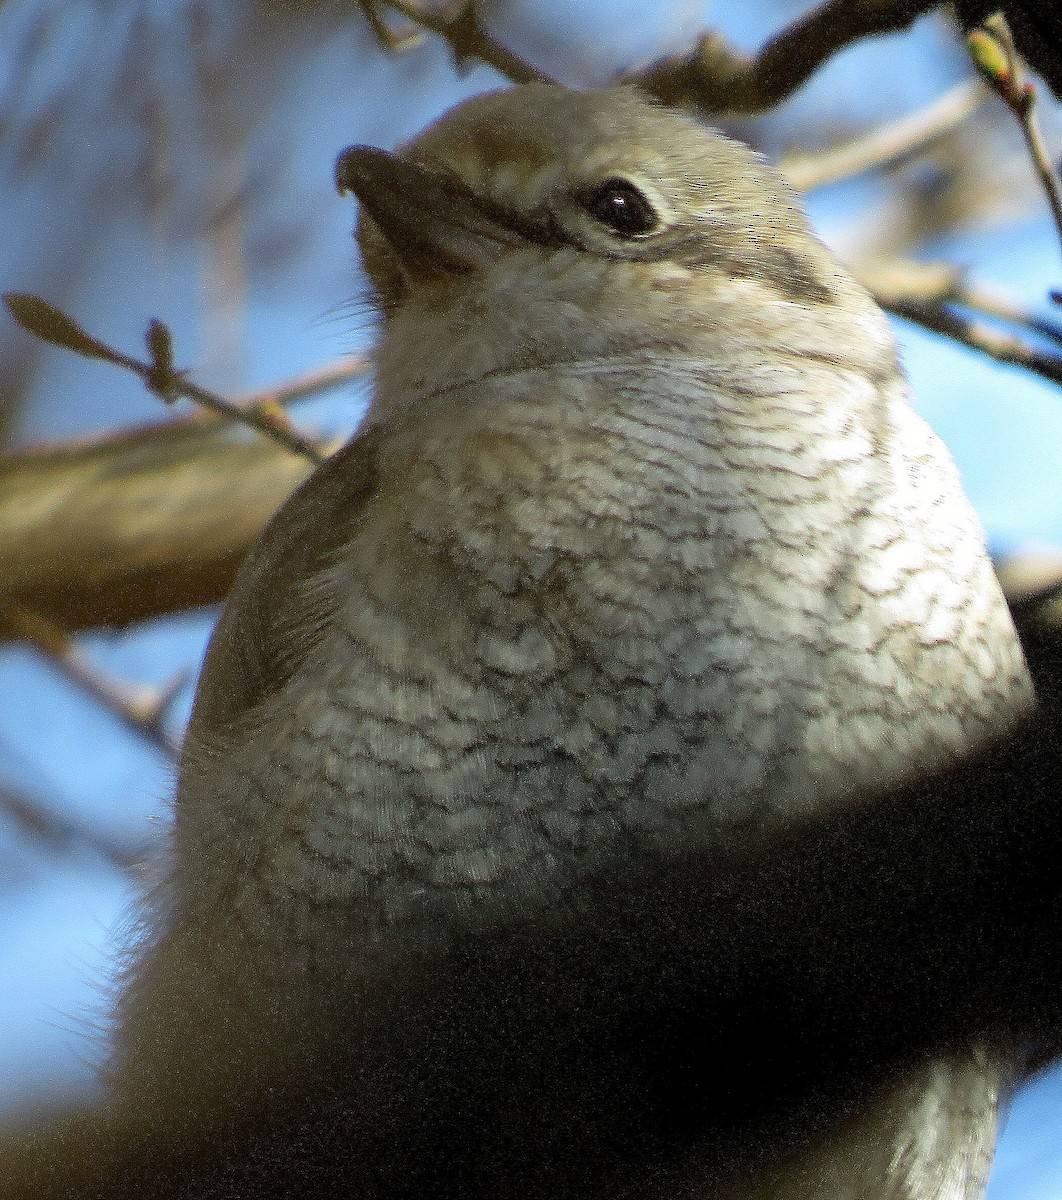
xmin=2 ymin=2 xmax=1062 ymax=1194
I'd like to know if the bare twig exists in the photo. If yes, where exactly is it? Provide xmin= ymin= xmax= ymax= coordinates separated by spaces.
xmin=357 ymin=0 xmax=424 ymax=51
xmin=857 ymin=257 xmax=1062 ymax=382
xmin=4 ymin=295 xmax=331 ymax=465
xmin=3 ymin=604 xmax=182 ymax=759
xmin=38 ymin=353 xmax=370 ymax=450
xmin=960 ymin=281 xmax=1062 ymax=347
xmin=225 ymin=355 xmax=370 ymax=425
xmin=364 ymin=0 xmax=938 ymax=117
xmin=0 ymin=781 xmax=146 ymax=872
xmin=858 ymin=258 xmax=1062 ymax=342
xmin=629 ymin=0 xmax=935 ymax=116
xmin=969 ymin=13 xmax=1062 ymax=270
xmin=372 ymin=0 xmax=551 ymax=82
xmin=859 ymin=257 xmax=1062 ymax=355
xmin=782 ymin=80 xmax=987 ymax=192
xmin=173 ymin=375 xmax=328 ymax=463
xmin=883 ymin=292 xmax=1062 ymax=387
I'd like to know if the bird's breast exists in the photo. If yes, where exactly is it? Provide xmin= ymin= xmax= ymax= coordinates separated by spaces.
xmin=200 ymin=364 xmax=1028 ymax=961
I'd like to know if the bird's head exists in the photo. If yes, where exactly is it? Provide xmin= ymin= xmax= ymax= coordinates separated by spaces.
xmin=335 ymin=84 xmax=893 ymax=403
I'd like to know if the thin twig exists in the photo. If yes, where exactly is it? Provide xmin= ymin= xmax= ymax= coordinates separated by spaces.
xmin=883 ymin=293 xmax=1062 ymax=388
xmin=782 ymin=80 xmax=987 ymax=193
xmin=969 ymin=14 xmax=1062 ymax=272
xmin=170 ymin=376 xmax=328 ymax=462
xmin=4 ymin=295 xmax=331 ymax=465
xmin=226 ymin=355 xmax=370 ymax=423
xmin=3 ymin=604 xmax=183 ymax=760
xmin=0 ymin=781 xmax=147 ymax=872
xmin=859 ymin=257 xmax=1062 ymax=341
xmin=960 ymin=282 xmax=1062 ymax=348
xmin=10 ymin=354 xmax=370 ymax=457
xmin=357 ymin=0 xmax=424 ymax=51
xmin=139 ymin=316 xmax=330 ymax=464
xmin=1017 ymin=104 xmax=1062 ymax=260
xmin=366 ymin=0 xmax=937 ymax=116
xmin=374 ymin=0 xmax=551 ymax=83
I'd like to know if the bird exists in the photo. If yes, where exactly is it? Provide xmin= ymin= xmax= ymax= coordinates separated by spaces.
xmin=4 ymin=83 xmax=1037 ymax=1199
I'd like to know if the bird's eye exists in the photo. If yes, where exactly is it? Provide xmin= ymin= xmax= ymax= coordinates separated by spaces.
xmin=583 ymin=178 xmax=658 ymax=238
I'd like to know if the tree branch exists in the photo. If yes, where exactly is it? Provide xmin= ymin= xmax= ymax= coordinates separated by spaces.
xmin=782 ymin=79 xmax=986 ymax=192
xmin=374 ymin=0 xmax=551 ymax=82
xmin=0 ymin=420 xmax=314 ymax=637
xmin=4 ymin=296 xmax=336 ymax=465
xmin=885 ymin=295 xmax=1062 ymax=386
xmin=968 ymin=13 xmax=1062 ymax=277
xmin=629 ymin=0 xmax=936 ymax=116
xmin=3 ymin=604 xmax=183 ymax=759
xmin=856 ymin=258 xmax=1062 ymax=386
xmin=0 ymin=781 xmax=146 ymax=872
xmin=363 ymin=1 xmax=940 ymax=118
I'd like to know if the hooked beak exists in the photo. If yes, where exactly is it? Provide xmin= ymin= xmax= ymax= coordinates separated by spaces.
xmin=335 ymin=145 xmax=524 ymax=278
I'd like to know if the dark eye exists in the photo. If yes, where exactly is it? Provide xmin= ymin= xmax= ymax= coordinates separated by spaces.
xmin=583 ymin=178 xmax=658 ymax=238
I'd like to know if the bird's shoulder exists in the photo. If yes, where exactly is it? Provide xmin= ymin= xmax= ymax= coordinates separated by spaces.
xmin=188 ymin=427 xmax=383 ymax=736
